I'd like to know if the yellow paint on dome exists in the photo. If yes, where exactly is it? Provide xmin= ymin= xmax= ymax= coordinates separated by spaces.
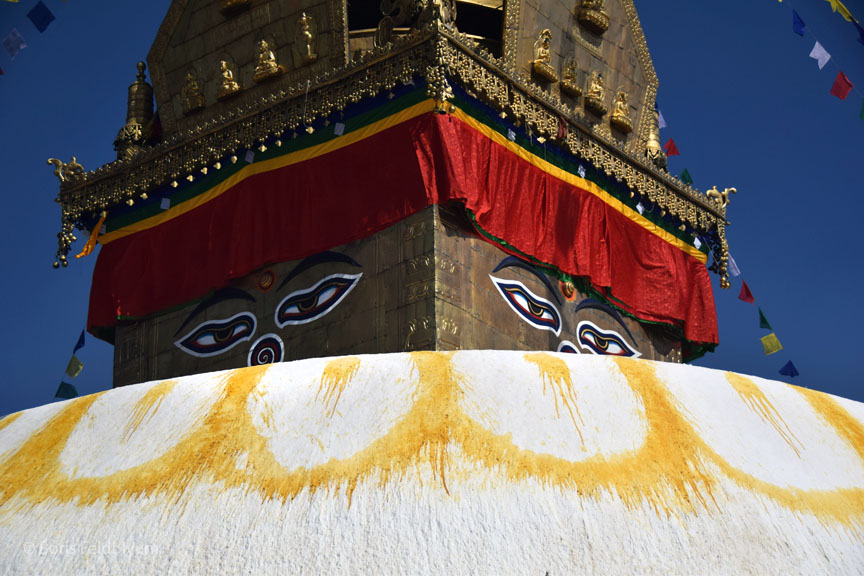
xmin=726 ymin=372 xmax=802 ymax=457
xmin=0 ymin=353 xmax=862 ymax=529
xmin=317 ymin=357 xmax=361 ymax=418
xmin=524 ymin=353 xmax=585 ymax=446
xmin=121 ymin=380 xmax=176 ymax=444
xmin=0 ymin=412 xmax=22 ymax=433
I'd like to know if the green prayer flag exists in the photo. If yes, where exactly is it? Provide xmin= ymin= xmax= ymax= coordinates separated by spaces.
xmin=681 ymin=169 xmax=693 ymax=185
xmin=65 ymin=355 xmax=83 ymax=379
xmin=761 ymin=333 xmax=783 ymax=356
xmin=860 ymin=98 xmax=864 ymax=120
xmin=758 ymin=307 xmax=773 ymax=330
xmin=55 ymin=382 xmax=78 ymax=399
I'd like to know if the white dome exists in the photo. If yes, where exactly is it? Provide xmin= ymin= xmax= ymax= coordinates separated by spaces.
xmin=1 ymin=351 xmax=863 ymax=574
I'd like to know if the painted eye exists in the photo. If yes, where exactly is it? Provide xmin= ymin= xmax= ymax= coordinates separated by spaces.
xmin=174 ymin=312 xmax=256 ymax=357
xmin=490 ymin=275 xmax=562 ymax=336
xmin=275 ymin=273 xmax=362 ymax=327
xmin=557 ymin=340 xmax=580 ymax=354
xmin=576 ymin=321 xmax=641 ymax=358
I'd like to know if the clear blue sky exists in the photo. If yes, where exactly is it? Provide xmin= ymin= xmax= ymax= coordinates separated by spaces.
xmin=0 ymin=0 xmax=862 ymax=416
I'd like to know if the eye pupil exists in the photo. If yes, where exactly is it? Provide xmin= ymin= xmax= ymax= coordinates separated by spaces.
xmin=213 ymin=326 xmax=234 ymax=343
xmin=297 ymin=295 xmax=318 ymax=312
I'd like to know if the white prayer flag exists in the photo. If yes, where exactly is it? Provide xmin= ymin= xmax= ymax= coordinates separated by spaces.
xmin=245 ymin=150 xmax=255 ymax=163
xmin=577 ymin=165 xmax=586 ymax=178
xmin=636 ymin=202 xmax=644 ymax=215
xmin=728 ymin=253 xmax=741 ymax=277
xmin=334 ymin=123 xmax=345 ymax=136
xmin=693 ymin=237 xmax=701 ymax=250
xmin=809 ymin=41 xmax=831 ymax=69
xmin=507 ymin=129 xmax=516 ymax=142
xmin=658 ymin=111 xmax=667 ymax=129
xmin=160 ymin=198 xmax=171 ymax=210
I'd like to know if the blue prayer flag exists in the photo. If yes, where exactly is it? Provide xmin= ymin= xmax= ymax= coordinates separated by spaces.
xmin=27 ymin=1 xmax=55 ymax=34
xmin=73 ymin=330 xmax=85 ymax=353
xmin=55 ymin=381 xmax=79 ymax=399
xmin=857 ymin=21 xmax=864 ymax=46
xmin=778 ymin=361 xmax=799 ymax=378
xmin=792 ymin=10 xmax=806 ymax=36
xmin=2 ymin=28 xmax=26 ymax=60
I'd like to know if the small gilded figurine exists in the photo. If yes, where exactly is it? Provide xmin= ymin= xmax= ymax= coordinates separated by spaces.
xmin=531 ymin=29 xmax=558 ymax=83
xmin=253 ymin=39 xmax=285 ymax=83
xmin=609 ymin=90 xmax=633 ymax=133
xmin=183 ymin=70 xmax=205 ymax=113
xmin=560 ymin=57 xmax=582 ymax=97
xmin=217 ymin=59 xmax=241 ymax=100
xmin=299 ymin=12 xmax=318 ymax=65
xmin=584 ymin=71 xmax=607 ymax=115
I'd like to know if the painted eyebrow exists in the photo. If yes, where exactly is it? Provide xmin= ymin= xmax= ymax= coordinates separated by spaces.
xmin=174 ymin=287 xmax=257 ymax=336
xmin=492 ymin=256 xmax=562 ymax=304
xmin=573 ymin=298 xmax=636 ymax=342
xmin=277 ymin=251 xmax=362 ymax=292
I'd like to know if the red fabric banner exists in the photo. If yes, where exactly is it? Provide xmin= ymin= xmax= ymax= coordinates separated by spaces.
xmin=89 ymin=112 xmax=718 ymax=344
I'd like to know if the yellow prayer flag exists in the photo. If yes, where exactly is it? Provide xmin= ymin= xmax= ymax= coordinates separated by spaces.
xmin=760 ymin=333 xmax=783 ymax=356
xmin=65 ymin=355 xmax=84 ymax=379
xmin=825 ymin=0 xmax=853 ymax=22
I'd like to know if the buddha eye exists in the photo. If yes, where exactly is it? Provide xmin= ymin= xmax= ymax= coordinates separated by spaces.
xmin=174 ymin=312 xmax=256 ymax=357
xmin=490 ymin=275 xmax=562 ymax=336
xmin=557 ymin=340 xmax=580 ymax=354
xmin=576 ymin=321 xmax=640 ymax=358
xmin=275 ymin=273 xmax=362 ymax=327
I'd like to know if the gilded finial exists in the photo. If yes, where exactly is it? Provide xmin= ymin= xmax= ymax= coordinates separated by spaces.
xmin=706 ymin=186 xmax=737 ymax=208
xmin=183 ymin=70 xmax=205 ymax=114
xmin=217 ymin=59 xmax=241 ymax=100
xmin=253 ymin=38 xmax=285 ymax=84
xmin=645 ymin=105 xmax=667 ymax=170
xmin=531 ymin=29 xmax=558 ymax=83
xmin=610 ymin=90 xmax=633 ymax=134
xmin=114 ymin=61 xmax=154 ymax=161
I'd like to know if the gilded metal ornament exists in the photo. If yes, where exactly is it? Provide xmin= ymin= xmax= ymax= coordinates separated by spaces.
xmin=298 ymin=13 xmax=318 ymax=66
xmin=577 ymin=0 xmax=610 ymax=35
xmin=531 ymin=29 xmax=558 ymax=83
xmin=47 ymin=157 xmax=85 ymax=183
xmin=706 ymin=186 xmax=736 ymax=208
xmin=645 ymin=105 xmax=667 ymax=170
xmin=253 ymin=39 xmax=286 ymax=84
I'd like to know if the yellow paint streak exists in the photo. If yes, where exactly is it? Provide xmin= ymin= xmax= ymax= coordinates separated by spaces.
xmin=121 ymin=381 xmax=176 ymax=444
xmin=0 ymin=411 xmax=22 ymax=433
xmin=317 ymin=357 xmax=361 ymax=418
xmin=726 ymin=372 xmax=802 ymax=457
xmin=797 ymin=386 xmax=864 ymax=465
xmin=524 ymin=353 xmax=585 ymax=446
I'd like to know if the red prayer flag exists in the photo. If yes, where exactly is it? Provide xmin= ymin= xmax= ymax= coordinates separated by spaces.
xmin=0 ymin=67 xmax=4 ymax=75
xmin=738 ymin=281 xmax=755 ymax=304
xmin=663 ymin=138 xmax=680 ymax=156
xmin=830 ymin=71 xmax=853 ymax=100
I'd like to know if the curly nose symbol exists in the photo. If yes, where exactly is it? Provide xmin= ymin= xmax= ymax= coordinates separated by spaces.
xmin=247 ymin=334 xmax=284 ymax=366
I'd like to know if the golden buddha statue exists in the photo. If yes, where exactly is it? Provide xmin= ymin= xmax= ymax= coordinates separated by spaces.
xmin=217 ymin=59 xmax=240 ymax=100
xmin=531 ymin=29 xmax=558 ymax=83
xmin=183 ymin=70 xmax=205 ymax=114
xmin=578 ymin=0 xmax=610 ymax=35
xmin=610 ymin=90 xmax=633 ymax=134
xmin=561 ymin=57 xmax=581 ymax=97
xmin=299 ymin=12 xmax=318 ymax=66
xmin=584 ymin=71 xmax=607 ymax=116
xmin=253 ymin=39 xmax=285 ymax=83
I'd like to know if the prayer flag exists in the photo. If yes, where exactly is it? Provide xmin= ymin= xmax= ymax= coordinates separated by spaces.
xmin=658 ymin=110 xmax=667 ymax=129
xmin=577 ymin=164 xmax=586 ymax=178
xmin=65 ymin=355 xmax=84 ymax=379
xmin=0 ymin=67 xmax=4 ymax=76
xmin=792 ymin=10 xmax=806 ymax=36
xmin=778 ymin=361 xmax=799 ymax=378
xmin=728 ymin=253 xmax=741 ymax=277
xmin=855 ymin=21 xmax=864 ymax=46
xmin=27 ymin=1 xmax=55 ymax=33
xmin=2 ymin=28 xmax=26 ymax=60
xmin=761 ymin=333 xmax=783 ymax=355
xmin=680 ymin=169 xmax=693 ymax=185
xmin=830 ymin=71 xmax=853 ymax=100
xmin=738 ymin=281 xmax=754 ymax=304
xmin=693 ymin=237 xmax=701 ymax=249
xmin=244 ymin=150 xmax=255 ymax=163
xmin=860 ymin=98 xmax=864 ymax=120
xmin=55 ymin=382 xmax=79 ymax=400
xmin=809 ymin=42 xmax=831 ymax=69
xmin=758 ymin=307 xmax=773 ymax=330
xmin=824 ymin=0 xmax=853 ymax=22
xmin=663 ymin=138 xmax=679 ymax=156
xmin=73 ymin=330 xmax=86 ymax=353
xmin=636 ymin=202 xmax=644 ymax=215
